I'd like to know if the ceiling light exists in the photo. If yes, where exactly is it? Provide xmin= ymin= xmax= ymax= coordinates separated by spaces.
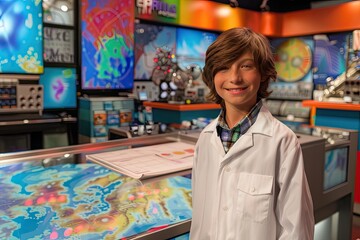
xmin=60 ymin=4 xmax=68 ymax=12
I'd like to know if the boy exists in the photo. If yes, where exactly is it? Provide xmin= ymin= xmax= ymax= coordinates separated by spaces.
xmin=190 ymin=27 xmax=314 ymax=239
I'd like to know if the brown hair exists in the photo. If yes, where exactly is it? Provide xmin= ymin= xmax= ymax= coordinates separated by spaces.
xmin=202 ymin=27 xmax=277 ymax=107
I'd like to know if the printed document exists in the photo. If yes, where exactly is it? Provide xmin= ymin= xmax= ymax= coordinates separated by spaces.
xmin=86 ymin=141 xmax=195 ymax=179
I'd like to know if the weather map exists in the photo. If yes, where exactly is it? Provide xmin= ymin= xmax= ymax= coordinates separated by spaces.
xmin=81 ymin=0 xmax=134 ymax=90
xmin=0 ymin=0 xmax=43 ymax=74
xmin=0 ymin=162 xmax=192 ymax=239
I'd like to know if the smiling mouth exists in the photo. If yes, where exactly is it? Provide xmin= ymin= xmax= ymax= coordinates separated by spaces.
xmin=225 ymin=87 xmax=247 ymax=93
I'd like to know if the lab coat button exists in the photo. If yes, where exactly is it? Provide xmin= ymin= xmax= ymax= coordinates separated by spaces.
xmin=223 ymin=206 xmax=228 ymax=211
xmin=251 ymin=187 xmax=256 ymax=192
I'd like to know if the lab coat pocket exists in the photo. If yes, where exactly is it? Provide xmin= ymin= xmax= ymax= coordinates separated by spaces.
xmin=237 ymin=172 xmax=273 ymax=223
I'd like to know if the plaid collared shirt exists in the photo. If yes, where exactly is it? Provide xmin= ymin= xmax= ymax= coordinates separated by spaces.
xmin=216 ymin=100 xmax=263 ymax=153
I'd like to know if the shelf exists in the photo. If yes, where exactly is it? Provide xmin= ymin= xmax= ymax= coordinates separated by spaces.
xmin=302 ymin=100 xmax=360 ymax=111
xmin=143 ymin=101 xmax=220 ymax=111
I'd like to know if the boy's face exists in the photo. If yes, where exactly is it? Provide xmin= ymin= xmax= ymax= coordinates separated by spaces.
xmin=214 ymin=51 xmax=261 ymax=112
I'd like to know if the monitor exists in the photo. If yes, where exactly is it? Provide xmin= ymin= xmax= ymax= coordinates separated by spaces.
xmin=134 ymin=22 xmax=177 ymax=80
xmin=39 ymin=67 xmax=77 ymax=109
xmin=81 ymin=0 xmax=134 ymax=91
xmin=0 ymin=0 xmax=43 ymax=74
xmin=175 ymin=27 xmax=219 ymax=71
xmin=313 ymin=32 xmax=349 ymax=87
xmin=138 ymin=91 xmax=148 ymax=101
xmin=43 ymin=132 xmax=69 ymax=149
xmin=268 ymin=36 xmax=314 ymax=100
xmin=43 ymin=0 xmax=75 ymax=26
xmin=323 ymin=147 xmax=348 ymax=191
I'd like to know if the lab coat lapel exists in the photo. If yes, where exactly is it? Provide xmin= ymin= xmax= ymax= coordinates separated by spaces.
xmin=203 ymin=118 xmax=227 ymax=157
xmin=223 ymin=132 xmax=254 ymax=162
xmin=210 ymin=128 xmax=226 ymax=157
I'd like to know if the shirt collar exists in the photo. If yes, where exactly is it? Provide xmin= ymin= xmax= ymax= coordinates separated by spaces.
xmin=217 ymin=100 xmax=263 ymax=131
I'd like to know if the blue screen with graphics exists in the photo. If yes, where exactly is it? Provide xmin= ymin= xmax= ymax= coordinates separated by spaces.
xmin=39 ymin=67 xmax=77 ymax=109
xmin=176 ymin=28 xmax=218 ymax=71
xmin=0 ymin=0 xmax=43 ymax=74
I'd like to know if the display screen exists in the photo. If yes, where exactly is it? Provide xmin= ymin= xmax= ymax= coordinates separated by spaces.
xmin=0 ymin=162 xmax=192 ymax=239
xmin=176 ymin=28 xmax=218 ymax=71
xmin=313 ymin=32 xmax=349 ymax=87
xmin=43 ymin=0 xmax=75 ymax=26
xmin=271 ymin=37 xmax=313 ymax=83
xmin=39 ymin=67 xmax=77 ymax=109
xmin=269 ymin=36 xmax=314 ymax=100
xmin=43 ymin=132 xmax=69 ymax=149
xmin=324 ymin=147 xmax=348 ymax=191
xmin=43 ymin=27 xmax=75 ymax=64
xmin=0 ymin=0 xmax=43 ymax=74
xmin=134 ymin=23 xmax=177 ymax=80
xmin=81 ymin=0 xmax=134 ymax=90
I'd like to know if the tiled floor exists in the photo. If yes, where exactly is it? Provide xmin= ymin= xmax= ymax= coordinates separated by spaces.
xmin=353 ymin=214 xmax=360 ymax=240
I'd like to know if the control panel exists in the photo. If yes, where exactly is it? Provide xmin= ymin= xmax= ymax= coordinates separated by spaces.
xmin=17 ymin=84 xmax=43 ymax=110
xmin=0 ymin=79 xmax=43 ymax=114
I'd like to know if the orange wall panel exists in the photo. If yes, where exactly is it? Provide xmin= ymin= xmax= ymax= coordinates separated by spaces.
xmin=179 ymin=0 xmax=260 ymax=32
xmin=280 ymin=1 xmax=360 ymax=37
xmin=259 ymin=12 xmax=282 ymax=37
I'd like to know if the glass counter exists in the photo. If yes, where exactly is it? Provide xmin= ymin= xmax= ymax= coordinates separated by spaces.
xmin=0 ymin=133 xmax=195 ymax=240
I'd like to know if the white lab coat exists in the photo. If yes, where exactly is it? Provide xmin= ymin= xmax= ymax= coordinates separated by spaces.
xmin=190 ymin=105 xmax=314 ymax=240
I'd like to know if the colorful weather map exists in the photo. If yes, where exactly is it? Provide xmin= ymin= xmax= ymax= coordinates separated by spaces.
xmin=81 ymin=0 xmax=134 ymax=90
xmin=0 ymin=162 xmax=192 ymax=239
xmin=0 ymin=0 xmax=43 ymax=74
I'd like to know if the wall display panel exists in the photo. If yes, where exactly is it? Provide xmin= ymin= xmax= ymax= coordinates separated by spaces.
xmin=81 ymin=0 xmax=134 ymax=90
xmin=134 ymin=23 xmax=176 ymax=80
xmin=175 ymin=28 xmax=218 ymax=71
xmin=44 ymin=27 xmax=75 ymax=64
xmin=0 ymin=0 xmax=43 ymax=74
xmin=39 ymin=67 xmax=77 ymax=109
xmin=269 ymin=37 xmax=314 ymax=100
xmin=313 ymin=32 xmax=350 ymax=87
xmin=324 ymin=147 xmax=348 ymax=191
xmin=43 ymin=0 xmax=75 ymax=26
